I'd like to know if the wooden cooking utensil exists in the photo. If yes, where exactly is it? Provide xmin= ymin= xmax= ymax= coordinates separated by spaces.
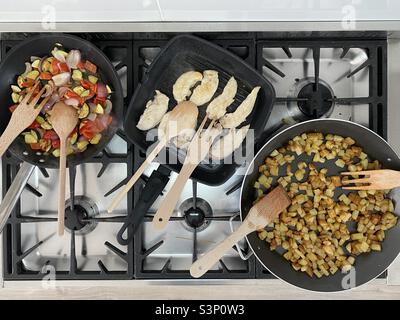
xmin=49 ymin=102 xmax=79 ymax=236
xmin=107 ymin=101 xmax=198 ymax=213
xmin=341 ymin=169 xmax=400 ymax=190
xmin=190 ymin=186 xmax=291 ymax=278
xmin=152 ymin=114 xmax=216 ymax=230
xmin=0 ymin=82 xmax=49 ymax=157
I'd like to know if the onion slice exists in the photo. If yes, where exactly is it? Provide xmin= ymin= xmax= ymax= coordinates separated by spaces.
xmin=66 ymin=50 xmax=81 ymax=69
xmin=64 ymin=97 xmax=80 ymax=108
xmin=96 ymin=83 xmax=108 ymax=98
xmin=41 ymin=93 xmax=60 ymax=113
xmin=51 ymin=47 xmax=66 ymax=63
xmin=52 ymin=72 xmax=71 ymax=86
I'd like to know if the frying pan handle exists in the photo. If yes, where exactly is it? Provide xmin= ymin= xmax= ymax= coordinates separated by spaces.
xmin=116 ymin=165 xmax=171 ymax=246
xmin=0 ymin=162 xmax=35 ymax=234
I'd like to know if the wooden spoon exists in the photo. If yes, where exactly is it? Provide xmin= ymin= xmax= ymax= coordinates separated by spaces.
xmin=190 ymin=186 xmax=291 ymax=278
xmin=107 ymin=101 xmax=198 ymax=213
xmin=152 ymin=115 xmax=216 ymax=230
xmin=49 ymin=102 xmax=78 ymax=236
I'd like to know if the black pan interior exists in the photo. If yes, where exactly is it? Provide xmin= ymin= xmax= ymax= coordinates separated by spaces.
xmin=0 ymin=34 xmax=123 ymax=168
xmin=124 ymin=35 xmax=275 ymax=186
xmin=241 ymin=119 xmax=400 ymax=292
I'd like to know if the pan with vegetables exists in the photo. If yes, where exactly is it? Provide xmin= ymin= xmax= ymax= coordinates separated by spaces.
xmin=192 ymin=119 xmax=400 ymax=292
xmin=0 ymin=34 xmax=123 ymax=234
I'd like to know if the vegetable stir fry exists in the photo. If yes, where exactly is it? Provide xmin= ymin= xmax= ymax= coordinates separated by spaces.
xmin=9 ymin=43 xmax=113 ymax=157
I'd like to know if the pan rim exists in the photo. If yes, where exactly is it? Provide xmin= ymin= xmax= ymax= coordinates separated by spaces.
xmin=239 ymin=118 xmax=400 ymax=292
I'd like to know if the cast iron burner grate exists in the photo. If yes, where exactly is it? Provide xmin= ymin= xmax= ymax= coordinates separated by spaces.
xmin=1 ymin=32 xmax=388 ymax=281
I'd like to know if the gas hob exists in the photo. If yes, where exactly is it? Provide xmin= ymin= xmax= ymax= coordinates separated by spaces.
xmin=0 ymin=32 xmax=387 ymax=281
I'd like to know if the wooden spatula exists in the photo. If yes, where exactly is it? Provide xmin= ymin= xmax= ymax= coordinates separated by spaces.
xmin=341 ymin=169 xmax=400 ymax=190
xmin=152 ymin=115 xmax=216 ymax=230
xmin=190 ymin=186 xmax=291 ymax=278
xmin=107 ymin=101 xmax=199 ymax=213
xmin=49 ymin=102 xmax=78 ymax=236
xmin=0 ymin=82 xmax=49 ymax=157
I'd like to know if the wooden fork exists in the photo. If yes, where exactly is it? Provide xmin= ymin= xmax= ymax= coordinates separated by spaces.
xmin=0 ymin=82 xmax=49 ymax=157
xmin=341 ymin=169 xmax=400 ymax=190
xmin=151 ymin=114 xmax=216 ymax=230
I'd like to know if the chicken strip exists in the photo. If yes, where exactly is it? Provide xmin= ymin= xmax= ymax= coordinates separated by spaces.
xmin=209 ymin=125 xmax=250 ymax=160
xmin=173 ymin=71 xmax=203 ymax=102
xmin=206 ymin=77 xmax=237 ymax=120
xmin=158 ymin=103 xmax=198 ymax=150
xmin=136 ymin=90 xmax=169 ymax=131
xmin=219 ymin=86 xmax=260 ymax=128
xmin=190 ymin=70 xmax=219 ymax=106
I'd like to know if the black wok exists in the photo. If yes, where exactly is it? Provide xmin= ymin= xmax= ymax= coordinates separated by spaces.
xmin=241 ymin=119 xmax=400 ymax=292
xmin=0 ymin=34 xmax=123 ymax=232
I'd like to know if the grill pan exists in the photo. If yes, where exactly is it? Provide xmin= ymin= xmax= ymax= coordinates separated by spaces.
xmin=124 ymin=35 xmax=275 ymax=185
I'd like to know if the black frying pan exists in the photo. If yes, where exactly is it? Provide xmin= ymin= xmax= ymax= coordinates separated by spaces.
xmin=124 ymin=34 xmax=275 ymax=186
xmin=0 ymin=34 xmax=123 ymax=232
xmin=241 ymin=119 xmax=400 ymax=292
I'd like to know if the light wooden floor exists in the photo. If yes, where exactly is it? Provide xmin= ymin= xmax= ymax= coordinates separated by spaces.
xmin=0 ymin=279 xmax=399 ymax=300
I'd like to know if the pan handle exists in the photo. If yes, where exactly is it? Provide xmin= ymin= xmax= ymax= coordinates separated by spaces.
xmin=116 ymin=165 xmax=170 ymax=246
xmin=0 ymin=162 xmax=35 ymax=234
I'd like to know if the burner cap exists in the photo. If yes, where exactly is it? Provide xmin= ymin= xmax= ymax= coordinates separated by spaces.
xmin=178 ymin=198 xmax=213 ymax=232
xmin=297 ymin=82 xmax=333 ymax=118
xmin=64 ymin=196 xmax=99 ymax=235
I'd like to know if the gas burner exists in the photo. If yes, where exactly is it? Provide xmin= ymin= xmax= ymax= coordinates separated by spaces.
xmin=178 ymin=198 xmax=213 ymax=232
xmin=287 ymin=77 xmax=335 ymax=120
xmin=64 ymin=196 xmax=99 ymax=235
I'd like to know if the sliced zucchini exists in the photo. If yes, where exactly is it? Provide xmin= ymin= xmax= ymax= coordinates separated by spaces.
xmin=89 ymin=133 xmax=102 ymax=144
xmin=41 ymin=121 xmax=53 ymax=130
xmin=17 ymin=76 xmax=24 ymax=87
xmin=52 ymin=149 xmax=60 ymax=157
xmin=88 ymin=75 xmax=98 ymax=84
xmin=41 ymin=59 xmax=52 ymax=72
xmin=78 ymin=103 xmax=89 ymax=119
xmin=95 ymin=104 xmax=104 ymax=114
xmin=11 ymin=85 xmax=21 ymax=93
xmin=31 ymin=59 xmax=40 ymax=69
xmin=77 ymin=140 xmax=89 ymax=150
xmin=69 ymin=132 xmax=78 ymax=145
xmin=80 ymin=89 xmax=90 ymax=97
xmin=73 ymin=86 xmax=85 ymax=96
xmin=106 ymin=85 xmax=112 ymax=94
xmin=72 ymin=70 xmax=83 ymax=81
xmin=26 ymin=70 xmax=40 ymax=80
xmin=24 ymin=132 xmax=38 ymax=144
xmin=11 ymin=92 xmax=20 ymax=103
xmin=36 ymin=116 xmax=45 ymax=124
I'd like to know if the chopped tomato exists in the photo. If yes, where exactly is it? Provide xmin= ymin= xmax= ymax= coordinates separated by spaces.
xmin=50 ymin=59 xmax=60 ymax=75
xmin=80 ymin=120 xmax=99 ymax=139
xmin=43 ymin=130 xmax=59 ymax=141
xmin=93 ymin=96 xmax=106 ymax=106
xmin=29 ymin=143 xmax=42 ymax=150
xmin=80 ymin=80 xmax=97 ymax=92
xmin=51 ymin=139 xmax=60 ymax=149
xmin=21 ymin=78 xmax=36 ymax=88
xmin=64 ymin=89 xmax=80 ymax=100
xmin=58 ymin=62 xmax=69 ymax=73
xmin=39 ymin=72 xmax=52 ymax=80
xmin=84 ymin=60 xmax=97 ymax=74
xmin=77 ymin=61 xmax=85 ymax=70
xmin=9 ymin=104 xmax=18 ymax=113
xmin=28 ymin=120 xmax=41 ymax=129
